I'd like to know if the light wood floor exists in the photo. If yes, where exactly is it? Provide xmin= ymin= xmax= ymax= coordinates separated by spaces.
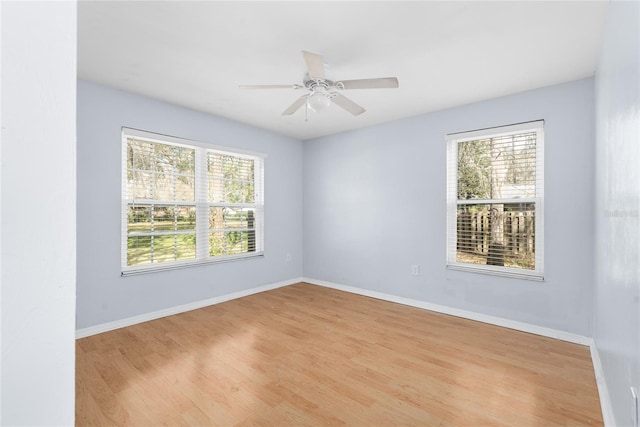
xmin=76 ymin=283 xmax=603 ymax=426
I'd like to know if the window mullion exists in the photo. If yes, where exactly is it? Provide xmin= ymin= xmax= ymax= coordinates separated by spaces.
xmin=195 ymin=148 xmax=209 ymax=260
xmin=534 ymin=128 xmax=545 ymax=275
xmin=446 ymin=136 xmax=458 ymax=266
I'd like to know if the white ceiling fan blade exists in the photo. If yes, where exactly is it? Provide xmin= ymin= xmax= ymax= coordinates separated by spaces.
xmin=239 ymin=84 xmax=302 ymax=90
xmin=336 ymin=77 xmax=399 ymax=90
xmin=330 ymin=93 xmax=365 ymax=116
xmin=302 ymin=50 xmax=325 ymax=80
xmin=282 ymin=95 xmax=308 ymax=116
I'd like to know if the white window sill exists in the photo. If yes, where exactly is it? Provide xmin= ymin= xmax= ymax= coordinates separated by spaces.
xmin=446 ymin=263 xmax=544 ymax=282
xmin=121 ymin=252 xmax=264 ymax=277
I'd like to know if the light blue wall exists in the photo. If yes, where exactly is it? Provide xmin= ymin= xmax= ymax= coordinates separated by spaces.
xmin=304 ymin=78 xmax=595 ymax=336
xmin=594 ymin=1 xmax=640 ymax=425
xmin=77 ymin=80 xmax=303 ymax=329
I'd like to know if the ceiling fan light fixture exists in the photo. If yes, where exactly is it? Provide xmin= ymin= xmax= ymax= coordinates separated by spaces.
xmin=307 ymin=91 xmax=331 ymax=112
xmin=241 ymin=50 xmax=398 ymax=117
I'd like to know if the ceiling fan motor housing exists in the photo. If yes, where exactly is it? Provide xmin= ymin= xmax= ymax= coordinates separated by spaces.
xmin=304 ymin=75 xmax=334 ymax=90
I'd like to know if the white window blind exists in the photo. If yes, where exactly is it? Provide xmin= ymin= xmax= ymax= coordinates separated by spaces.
xmin=121 ymin=128 xmax=264 ymax=275
xmin=446 ymin=121 xmax=544 ymax=280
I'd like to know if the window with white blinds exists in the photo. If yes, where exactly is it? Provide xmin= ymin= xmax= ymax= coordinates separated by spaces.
xmin=121 ymin=128 xmax=264 ymax=275
xmin=446 ymin=121 xmax=544 ymax=280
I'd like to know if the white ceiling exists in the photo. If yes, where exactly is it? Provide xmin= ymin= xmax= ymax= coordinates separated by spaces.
xmin=78 ymin=1 xmax=607 ymax=141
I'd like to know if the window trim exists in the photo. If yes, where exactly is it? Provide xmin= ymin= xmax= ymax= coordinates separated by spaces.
xmin=121 ymin=127 xmax=266 ymax=276
xmin=446 ymin=120 xmax=544 ymax=281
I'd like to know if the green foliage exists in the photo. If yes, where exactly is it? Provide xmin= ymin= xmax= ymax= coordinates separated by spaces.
xmin=127 ymin=138 xmax=196 ymax=201
xmin=457 ymin=140 xmax=491 ymax=200
xmin=209 ymin=231 xmax=250 ymax=257
xmin=457 ymin=134 xmax=536 ymax=200
xmin=208 ymin=154 xmax=255 ymax=203
xmin=127 ymin=234 xmax=196 ymax=266
xmin=127 ymin=205 xmax=196 ymax=233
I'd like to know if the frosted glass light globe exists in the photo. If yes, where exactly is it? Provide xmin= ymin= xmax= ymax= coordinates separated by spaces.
xmin=308 ymin=92 xmax=331 ymax=112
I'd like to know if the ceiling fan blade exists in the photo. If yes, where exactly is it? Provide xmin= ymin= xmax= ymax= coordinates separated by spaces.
xmin=282 ymin=95 xmax=308 ymax=116
xmin=330 ymin=93 xmax=365 ymax=116
xmin=239 ymin=84 xmax=302 ymax=90
xmin=336 ymin=77 xmax=399 ymax=90
xmin=302 ymin=50 xmax=325 ymax=80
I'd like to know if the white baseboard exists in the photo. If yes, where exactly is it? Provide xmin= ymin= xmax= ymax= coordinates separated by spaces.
xmin=590 ymin=341 xmax=616 ymax=426
xmin=302 ymin=277 xmax=592 ymax=346
xmin=76 ymin=277 xmax=303 ymax=339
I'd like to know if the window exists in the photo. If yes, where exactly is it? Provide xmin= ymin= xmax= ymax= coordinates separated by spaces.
xmin=446 ymin=121 xmax=544 ymax=280
xmin=121 ymin=128 xmax=264 ymax=275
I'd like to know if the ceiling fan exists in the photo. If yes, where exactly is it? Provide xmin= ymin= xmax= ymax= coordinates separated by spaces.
xmin=239 ymin=51 xmax=399 ymax=116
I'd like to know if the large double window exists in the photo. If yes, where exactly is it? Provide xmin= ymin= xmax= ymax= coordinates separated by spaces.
xmin=446 ymin=121 xmax=544 ymax=280
xmin=121 ymin=128 xmax=264 ymax=274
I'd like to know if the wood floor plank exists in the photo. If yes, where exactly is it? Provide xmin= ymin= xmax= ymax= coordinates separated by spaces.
xmin=76 ymin=283 xmax=603 ymax=426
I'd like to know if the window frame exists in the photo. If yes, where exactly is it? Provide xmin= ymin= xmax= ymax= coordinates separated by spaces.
xmin=121 ymin=127 xmax=265 ymax=276
xmin=446 ymin=121 xmax=545 ymax=281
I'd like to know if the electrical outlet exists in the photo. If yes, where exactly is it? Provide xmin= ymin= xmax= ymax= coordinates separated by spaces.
xmin=411 ymin=264 xmax=420 ymax=276
xmin=631 ymin=386 xmax=638 ymax=427
xmin=286 ymin=253 xmax=292 ymax=262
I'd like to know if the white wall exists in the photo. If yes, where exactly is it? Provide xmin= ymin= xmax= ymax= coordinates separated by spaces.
xmin=76 ymin=81 xmax=303 ymax=329
xmin=304 ymin=78 xmax=595 ymax=336
xmin=594 ymin=1 xmax=640 ymax=425
xmin=1 ymin=1 xmax=77 ymax=425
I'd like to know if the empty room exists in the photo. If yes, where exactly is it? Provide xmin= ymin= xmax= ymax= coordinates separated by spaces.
xmin=1 ymin=1 xmax=638 ymax=426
